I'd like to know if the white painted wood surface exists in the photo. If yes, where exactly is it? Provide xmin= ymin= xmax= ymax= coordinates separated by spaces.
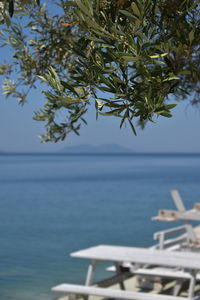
xmin=132 ymin=267 xmax=200 ymax=280
xmin=153 ymin=190 xmax=200 ymax=222
xmin=52 ymin=283 xmax=187 ymax=300
xmin=153 ymin=225 xmax=188 ymax=249
xmin=71 ymin=245 xmax=200 ymax=270
xmin=171 ymin=190 xmax=186 ymax=212
xmin=153 ymin=210 xmax=200 ymax=222
xmin=107 ymin=266 xmax=200 ymax=280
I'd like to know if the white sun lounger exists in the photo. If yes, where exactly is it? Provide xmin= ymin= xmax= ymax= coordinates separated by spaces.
xmin=152 ymin=190 xmax=200 ymax=248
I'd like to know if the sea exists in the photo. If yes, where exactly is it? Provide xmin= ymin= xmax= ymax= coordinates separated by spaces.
xmin=1 ymin=153 xmax=200 ymax=300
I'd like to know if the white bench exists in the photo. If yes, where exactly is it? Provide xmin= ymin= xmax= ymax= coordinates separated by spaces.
xmin=107 ymin=265 xmax=200 ymax=280
xmin=52 ymin=283 xmax=187 ymax=300
xmin=106 ymin=264 xmax=200 ymax=296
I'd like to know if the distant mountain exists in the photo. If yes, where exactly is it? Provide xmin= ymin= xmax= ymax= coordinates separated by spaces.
xmin=60 ymin=144 xmax=133 ymax=154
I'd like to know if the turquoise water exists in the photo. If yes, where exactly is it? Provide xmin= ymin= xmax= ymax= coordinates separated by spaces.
xmin=1 ymin=153 xmax=200 ymax=300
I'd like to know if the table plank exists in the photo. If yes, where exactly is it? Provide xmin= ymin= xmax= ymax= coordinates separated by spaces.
xmin=71 ymin=245 xmax=200 ymax=270
xmin=52 ymin=283 xmax=187 ymax=300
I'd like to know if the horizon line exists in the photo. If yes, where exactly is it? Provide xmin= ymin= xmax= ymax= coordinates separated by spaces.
xmin=1 ymin=151 xmax=200 ymax=155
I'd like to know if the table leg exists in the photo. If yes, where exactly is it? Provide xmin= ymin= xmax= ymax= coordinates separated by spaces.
xmin=188 ymin=271 xmax=196 ymax=300
xmin=85 ymin=260 xmax=96 ymax=286
xmin=173 ymin=279 xmax=184 ymax=296
xmin=115 ymin=262 xmax=125 ymax=290
xmin=68 ymin=293 xmax=77 ymax=300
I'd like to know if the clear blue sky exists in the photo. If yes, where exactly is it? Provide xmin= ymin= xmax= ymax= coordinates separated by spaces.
xmin=0 ymin=84 xmax=200 ymax=153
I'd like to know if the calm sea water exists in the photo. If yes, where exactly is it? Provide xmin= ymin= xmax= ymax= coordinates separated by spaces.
xmin=1 ymin=153 xmax=200 ymax=300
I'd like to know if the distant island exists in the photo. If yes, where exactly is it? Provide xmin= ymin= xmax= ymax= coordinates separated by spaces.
xmin=60 ymin=144 xmax=134 ymax=154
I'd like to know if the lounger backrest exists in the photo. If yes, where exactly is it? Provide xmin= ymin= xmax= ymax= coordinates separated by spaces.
xmin=171 ymin=189 xmax=197 ymax=243
xmin=170 ymin=189 xmax=186 ymax=212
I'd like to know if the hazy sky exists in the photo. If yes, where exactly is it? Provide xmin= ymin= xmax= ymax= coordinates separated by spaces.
xmin=0 ymin=3 xmax=199 ymax=153
xmin=1 ymin=85 xmax=200 ymax=153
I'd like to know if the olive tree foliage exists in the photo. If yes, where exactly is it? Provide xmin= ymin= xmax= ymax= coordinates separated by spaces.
xmin=0 ymin=0 xmax=199 ymax=142
xmin=0 ymin=1 xmax=40 ymax=25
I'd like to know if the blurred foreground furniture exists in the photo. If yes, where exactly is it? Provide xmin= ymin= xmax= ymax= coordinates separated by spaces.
xmin=52 ymin=244 xmax=200 ymax=299
xmin=52 ymin=190 xmax=200 ymax=300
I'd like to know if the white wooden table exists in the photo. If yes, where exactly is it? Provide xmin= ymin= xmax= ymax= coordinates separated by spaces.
xmin=71 ymin=244 xmax=200 ymax=299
